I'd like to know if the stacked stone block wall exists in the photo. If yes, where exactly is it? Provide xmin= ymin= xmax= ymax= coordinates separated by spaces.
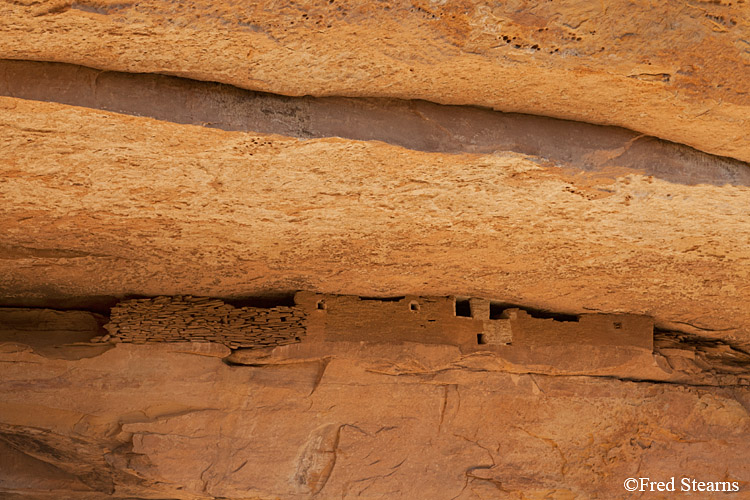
xmin=100 ymin=296 xmax=305 ymax=349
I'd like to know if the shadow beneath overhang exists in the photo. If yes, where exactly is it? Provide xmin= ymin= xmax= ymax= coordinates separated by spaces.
xmin=2 ymin=59 xmax=749 ymax=186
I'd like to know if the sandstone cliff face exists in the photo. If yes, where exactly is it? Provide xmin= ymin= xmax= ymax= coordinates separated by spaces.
xmin=2 ymin=0 xmax=750 ymax=162
xmin=1 ymin=0 xmax=750 ymax=498
xmin=1 ymin=96 xmax=749 ymax=344
xmin=1 ymin=329 xmax=749 ymax=499
xmin=1 ymin=303 xmax=749 ymax=498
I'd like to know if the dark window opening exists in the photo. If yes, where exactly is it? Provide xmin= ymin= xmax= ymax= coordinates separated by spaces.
xmin=455 ymin=299 xmax=472 ymax=317
xmin=489 ymin=302 xmax=506 ymax=319
xmin=316 ymin=300 xmax=326 ymax=310
xmin=410 ymin=301 xmax=420 ymax=312
xmin=477 ymin=333 xmax=486 ymax=344
xmin=489 ymin=302 xmax=579 ymax=322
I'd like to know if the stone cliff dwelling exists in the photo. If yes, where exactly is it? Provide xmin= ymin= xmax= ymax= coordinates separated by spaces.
xmin=101 ymin=292 xmax=654 ymax=355
xmin=1 ymin=1 xmax=750 ymax=498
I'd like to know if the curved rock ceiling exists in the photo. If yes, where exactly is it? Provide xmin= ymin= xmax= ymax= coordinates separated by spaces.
xmin=2 ymin=0 xmax=750 ymax=161
xmin=2 ymin=93 xmax=749 ymax=340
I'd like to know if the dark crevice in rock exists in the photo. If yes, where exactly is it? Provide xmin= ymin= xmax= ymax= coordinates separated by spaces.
xmin=655 ymin=329 xmax=750 ymax=371
xmin=0 ymin=292 xmax=298 ymax=314
xmin=0 ymin=295 xmax=121 ymax=315
xmin=0 ymin=425 xmax=171 ymax=497
xmin=2 ymin=59 xmax=749 ymax=186
xmin=484 ymin=302 xmax=580 ymax=322
xmin=220 ymin=292 xmax=297 ymax=309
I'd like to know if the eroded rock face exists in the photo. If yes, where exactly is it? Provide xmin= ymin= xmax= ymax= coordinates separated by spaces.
xmin=0 ymin=339 xmax=748 ymax=499
xmin=1 ymin=302 xmax=748 ymax=498
xmin=3 ymin=60 xmax=749 ymax=187
xmin=2 ymin=0 xmax=749 ymax=162
xmin=0 ymin=307 xmax=108 ymax=359
xmin=1 ymin=97 xmax=749 ymax=345
xmin=1 ymin=1 xmax=750 ymax=497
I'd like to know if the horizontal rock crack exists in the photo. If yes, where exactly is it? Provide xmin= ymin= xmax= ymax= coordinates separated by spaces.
xmin=2 ymin=59 xmax=749 ymax=187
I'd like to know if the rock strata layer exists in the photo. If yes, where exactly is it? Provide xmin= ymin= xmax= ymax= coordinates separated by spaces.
xmin=3 ymin=59 xmax=749 ymax=186
xmin=1 ymin=330 xmax=749 ymax=499
xmin=1 ymin=97 xmax=749 ymax=346
xmin=2 ymin=2 xmax=750 ymax=496
xmin=2 ymin=0 xmax=749 ymax=162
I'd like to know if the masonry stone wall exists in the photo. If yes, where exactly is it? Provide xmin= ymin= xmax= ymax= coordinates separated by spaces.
xmin=293 ymin=292 xmax=486 ymax=346
xmin=97 ymin=293 xmax=653 ymax=354
xmin=100 ymin=296 xmax=305 ymax=349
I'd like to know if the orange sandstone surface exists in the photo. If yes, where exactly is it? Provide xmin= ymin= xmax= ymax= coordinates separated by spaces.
xmin=1 ymin=98 xmax=748 ymax=342
xmin=1 ymin=0 xmax=749 ymax=161
xmin=1 ymin=1 xmax=750 ymax=498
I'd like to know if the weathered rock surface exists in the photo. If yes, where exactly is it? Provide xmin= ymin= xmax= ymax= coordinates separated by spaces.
xmin=1 ymin=97 xmax=749 ymax=345
xmin=0 ymin=307 xmax=108 ymax=359
xmin=1 ymin=337 xmax=749 ymax=499
xmin=3 ymin=60 xmax=749 ymax=187
xmin=2 ymin=1 xmax=750 ymax=496
xmin=1 ymin=0 xmax=749 ymax=163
